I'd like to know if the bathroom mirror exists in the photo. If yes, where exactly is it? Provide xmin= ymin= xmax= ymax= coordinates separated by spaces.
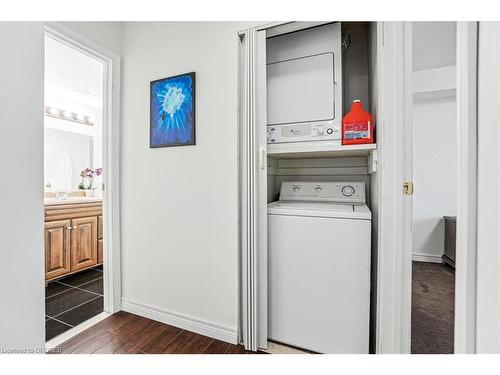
xmin=44 ymin=124 xmax=94 ymax=191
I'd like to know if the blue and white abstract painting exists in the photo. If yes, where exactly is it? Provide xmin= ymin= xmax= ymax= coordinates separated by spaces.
xmin=150 ymin=72 xmax=195 ymax=147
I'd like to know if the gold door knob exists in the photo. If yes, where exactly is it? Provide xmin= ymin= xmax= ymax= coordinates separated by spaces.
xmin=403 ymin=181 xmax=414 ymax=195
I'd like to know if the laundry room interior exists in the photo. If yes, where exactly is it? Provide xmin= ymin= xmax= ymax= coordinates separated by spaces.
xmin=264 ymin=22 xmax=378 ymax=354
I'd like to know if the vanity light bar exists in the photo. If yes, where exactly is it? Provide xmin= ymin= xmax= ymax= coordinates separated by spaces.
xmin=44 ymin=106 xmax=94 ymax=126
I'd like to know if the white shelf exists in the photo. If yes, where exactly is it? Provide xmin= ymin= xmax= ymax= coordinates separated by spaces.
xmin=267 ymin=142 xmax=377 ymax=159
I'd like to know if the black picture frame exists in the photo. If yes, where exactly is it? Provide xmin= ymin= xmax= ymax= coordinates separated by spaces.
xmin=149 ymin=71 xmax=196 ymax=148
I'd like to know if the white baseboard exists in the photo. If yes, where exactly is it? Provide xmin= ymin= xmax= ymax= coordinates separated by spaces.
xmin=121 ymin=298 xmax=238 ymax=345
xmin=412 ymin=252 xmax=443 ymax=263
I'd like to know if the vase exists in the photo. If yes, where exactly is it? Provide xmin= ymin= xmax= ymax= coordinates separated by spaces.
xmin=84 ymin=189 xmax=95 ymax=198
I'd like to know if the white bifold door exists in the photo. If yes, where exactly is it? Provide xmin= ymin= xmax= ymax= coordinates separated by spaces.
xmin=238 ymin=27 xmax=268 ymax=351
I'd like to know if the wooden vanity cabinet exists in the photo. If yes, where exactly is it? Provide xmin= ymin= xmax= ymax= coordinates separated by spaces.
xmin=44 ymin=201 xmax=103 ymax=282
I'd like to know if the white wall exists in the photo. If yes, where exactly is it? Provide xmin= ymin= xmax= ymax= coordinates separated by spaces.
xmin=0 ymin=22 xmax=45 ymax=352
xmin=0 ymin=21 xmax=122 ymax=351
xmin=119 ymin=22 xmax=260 ymax=342
xmin=412 ymin=97 xmax=457 ymax=261
xmin=59 ymin=22 xmax=122 ymax=56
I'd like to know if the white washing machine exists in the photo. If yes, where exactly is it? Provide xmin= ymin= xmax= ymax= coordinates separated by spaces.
xmin=268 ymin=181 xmax=371 ymax=353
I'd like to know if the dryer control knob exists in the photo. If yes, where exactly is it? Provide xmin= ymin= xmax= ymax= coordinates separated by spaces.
xmin=342 ymin=185 xmax=355 ymax=196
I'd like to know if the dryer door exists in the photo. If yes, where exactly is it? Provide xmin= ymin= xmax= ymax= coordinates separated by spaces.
xmin=267 ymin=53 xmax=335 ymax=126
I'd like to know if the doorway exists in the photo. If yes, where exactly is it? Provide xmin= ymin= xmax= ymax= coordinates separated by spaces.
xmin=409 ymin=22 xmax=457 ymax=354
xmin=42 ymin=24 xmax=121 ymax=345
xmin=409 ymin=22 xmax=477 ymax=354
xmin=239 ymin=21 xmax=479 ymax=354
xmin=239 ymin=21 xmax=381 ymax=353
xmin=43 ymin=33 xmax=106 ymax=341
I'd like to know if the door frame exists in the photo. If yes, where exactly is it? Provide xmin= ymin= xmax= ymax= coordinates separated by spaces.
xmin=390 ymin=21 xmax=479 ymax=354
xmin=238 ymin=20 xmax=402 ymax=353
xmin=475 ymin=21 xmax=500 ymax=353
xmin=374 ymin=21 xmax=414 ymax=354
xmin=43 ymin=22 xmax=122 ymax=315
xmin=455 ymin=21 xmax=478 ymax=354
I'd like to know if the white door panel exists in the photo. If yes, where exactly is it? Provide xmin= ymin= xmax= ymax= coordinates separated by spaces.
xmin=267 ymin=53 xmax=335 ymax=125
xmin=268 ymin=214 xmax=371 ymax=353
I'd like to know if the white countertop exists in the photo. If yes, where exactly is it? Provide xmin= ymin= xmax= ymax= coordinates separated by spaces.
xmin=44 ymin=197 xmax=102 ymax=206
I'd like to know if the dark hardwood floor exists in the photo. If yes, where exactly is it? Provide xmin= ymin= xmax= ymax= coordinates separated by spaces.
xmin=52 ymin=311 xmax=259 ymax=354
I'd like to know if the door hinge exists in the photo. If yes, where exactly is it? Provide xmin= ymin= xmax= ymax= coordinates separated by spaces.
xmin=403 ymin=181 xmax=414 ymax=195
xmin=102 ymin=183 xmax=105 ymax=191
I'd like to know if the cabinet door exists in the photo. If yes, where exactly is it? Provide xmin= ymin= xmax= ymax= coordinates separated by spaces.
xmin=45 ymin=220 xmax=71 ymax=280
xmin=70 ymin=216 xmax=98 ymax=272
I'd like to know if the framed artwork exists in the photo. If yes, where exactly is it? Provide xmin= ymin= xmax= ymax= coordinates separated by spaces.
xmin=150 ymin=72 xmax=195 ymax=148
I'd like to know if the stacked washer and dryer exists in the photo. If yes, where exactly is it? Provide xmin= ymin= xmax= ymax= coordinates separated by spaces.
xmin=266 ymin=23 xmax=372 ymax=353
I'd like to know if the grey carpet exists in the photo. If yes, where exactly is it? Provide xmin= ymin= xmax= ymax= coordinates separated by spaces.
xmin=411 ymin=261 xmax=455 ymax=354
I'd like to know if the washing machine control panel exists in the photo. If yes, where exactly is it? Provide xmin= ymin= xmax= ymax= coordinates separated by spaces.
xmin=280 ymin=181 xmax=366 ymax=204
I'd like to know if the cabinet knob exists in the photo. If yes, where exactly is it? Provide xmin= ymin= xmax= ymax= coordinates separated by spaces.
xmin=67 ymin=226 xmax=72 ymax=230
xmin=72 ymin=225 xmax=78 ymax=229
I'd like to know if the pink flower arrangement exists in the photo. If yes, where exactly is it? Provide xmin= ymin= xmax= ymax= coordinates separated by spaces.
xmin=79 ymin=167 xmax=103 ymax=190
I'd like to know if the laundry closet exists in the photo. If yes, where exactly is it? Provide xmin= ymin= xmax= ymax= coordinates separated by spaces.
xmin=238 ymin=21 xmax=382 ymax=354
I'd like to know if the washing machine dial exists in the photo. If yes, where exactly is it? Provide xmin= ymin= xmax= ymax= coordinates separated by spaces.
xmin=341 ymin=185 xmax=355 ymax=197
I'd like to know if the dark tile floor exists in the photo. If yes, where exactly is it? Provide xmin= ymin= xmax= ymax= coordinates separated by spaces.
xmin=46 ymin=266 xmax=104 ymax=341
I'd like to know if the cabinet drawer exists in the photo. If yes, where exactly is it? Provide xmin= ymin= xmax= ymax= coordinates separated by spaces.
xmin=45 ymin=202 xmax=102 ymax=221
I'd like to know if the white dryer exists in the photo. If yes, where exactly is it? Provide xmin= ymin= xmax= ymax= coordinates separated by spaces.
xmin=268 ymin=181 xmax=371 ymax=353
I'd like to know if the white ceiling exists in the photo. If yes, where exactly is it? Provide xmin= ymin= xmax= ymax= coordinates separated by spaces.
xmin=44 ymin=36 xmax=103 ymax=108
xmin=412 ymin=22 xmax=457 ymax=72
